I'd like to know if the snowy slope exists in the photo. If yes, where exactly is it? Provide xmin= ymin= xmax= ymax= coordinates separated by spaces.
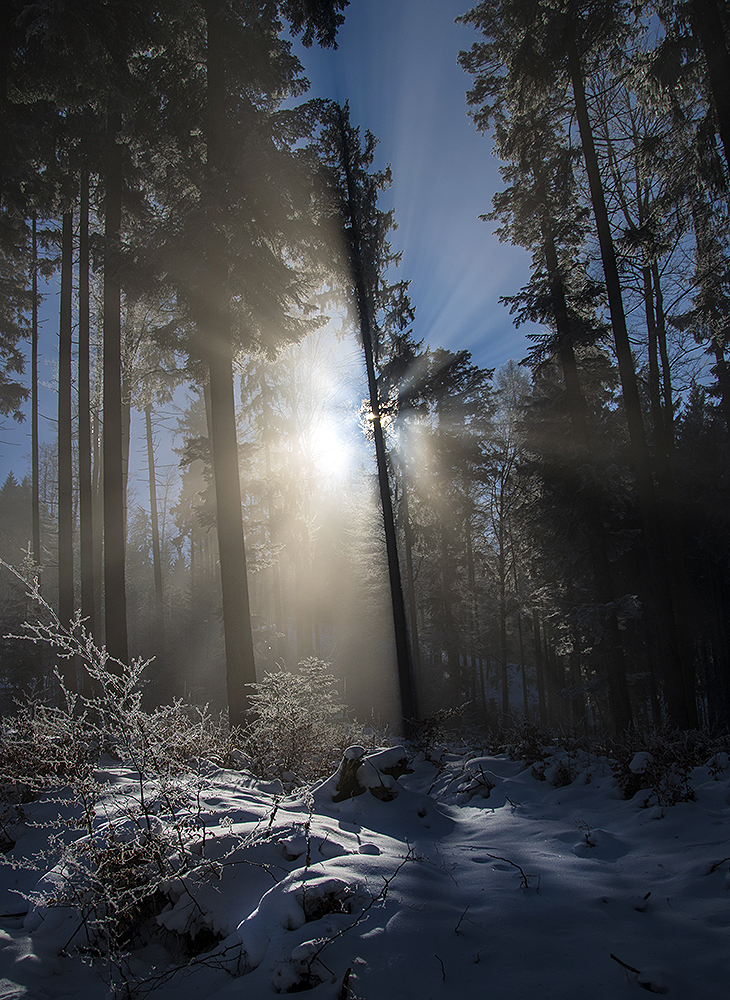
xmin=0 ymin=744 xmax=728 ymax=999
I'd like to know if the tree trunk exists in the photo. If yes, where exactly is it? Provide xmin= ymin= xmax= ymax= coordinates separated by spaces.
xmin=31 ymin=213 xmax=41 ymax=573
xmin=518 ymin=614 xmax=528 ymax=719
xmin=508 ymin=529 xmax=528 ymax=719
xmin=465 ymin=505 xmax=479 ymax=704
xmin=103 ymin=112 xmax=129 ymax=666
xmin=498 ymin=515 xmax=509 ymax=718
xmin=260 ymin=372 xmax=286 ymax=663
xmin=371 ymin=404 xmax=418 ymax=723
xmin=92 ymin=390 xmax=104 ymax=635
xmin=400 ymin=468 xmax=424 ymax=691
xmin=207 ymin=342 xmax=257 ymax=727
xmin=652 ymin=263 xmax=675 ymax=449
xmin=145 ymin=404 xmax=164 ymax=631
xmin=202 ymin=1 xmax=257 ymax=727
xmin=0 ymin=10 xmax=8 ymax=201
xmin=78 ymin=171 xmax=96 ymax=638
xmin=58 ymin=209 xmax=74 ymax=642
xmin=334 ymin=104 xmax=417 ymax=727
xmin=644 ymin=264 xmax=667 ymax=469
xmin=533 ymin=611 xmax=547 ymax=726
xmin=645 ymin=262 xmax=697 ymax=732
xmin=537 ymin=200 xmax=632 ymax=731
xmin=714 ymin=345 xmax=730 ymax=432
xmin=295 ymin=531 xmax=313 ymax=661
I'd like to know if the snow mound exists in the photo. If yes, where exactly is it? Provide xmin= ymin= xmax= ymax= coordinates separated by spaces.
xmin=315 ymin=745 xmax=412 ymax=803
xmin=1 ymin=748 xmax=728 ymax=998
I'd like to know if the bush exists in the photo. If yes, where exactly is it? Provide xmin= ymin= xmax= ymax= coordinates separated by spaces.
xmin=241 ymin=658 xmax=385 ymax=783
xmin=605 ymin=727 xmax=730 ymax=807
xmin=0 ymin=566 xmax=240 ymax=991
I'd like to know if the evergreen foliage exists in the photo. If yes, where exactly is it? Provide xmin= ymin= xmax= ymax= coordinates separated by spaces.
xmin=2 ymin=0 xmax=730 ymax=734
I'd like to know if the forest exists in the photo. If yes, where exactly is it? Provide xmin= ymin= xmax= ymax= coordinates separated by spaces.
xmin=1 ymin=0 xmax=730 ymax=741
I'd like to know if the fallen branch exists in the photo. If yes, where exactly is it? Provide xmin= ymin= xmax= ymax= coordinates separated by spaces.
xmin=338 ymin=966 xmax=351 ymax=1000
xmin=484 ymin=853 xmax=540 ymax=892
xmin=454 ymin=905 xmax=470 ymax=934
xmin=707 ymin=856 xmax=730 ymax=874
xmin=610 ymin=953 xmax=641 ymax=975
xmin=434 ymin=954 xmax=446 ymax=981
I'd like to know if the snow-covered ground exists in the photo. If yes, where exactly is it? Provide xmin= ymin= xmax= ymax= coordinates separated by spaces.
xmin=1 ymin=742 xmax=728 ymax=999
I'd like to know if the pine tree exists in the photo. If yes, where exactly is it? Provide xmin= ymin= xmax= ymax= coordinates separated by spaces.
xmin=319 ymin=100 xmax=418 ymax=727
xmin=459 ymin=0 xmax=698 ymax=728
xmin=151 ymin=0 xmax=349 ymax=726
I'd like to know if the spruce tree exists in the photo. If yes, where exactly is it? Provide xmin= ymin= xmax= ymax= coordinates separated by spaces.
xmin=151 ymin=0 xmax=349 ymax=726
xmin=319 ymin=101 xmax=419 ymax=726
xmin=459 ymin=0 xmax=698 ymax=727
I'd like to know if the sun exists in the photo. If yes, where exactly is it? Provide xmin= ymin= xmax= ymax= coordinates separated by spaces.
xmin=308 ymin=415 xmax=354 ymax=480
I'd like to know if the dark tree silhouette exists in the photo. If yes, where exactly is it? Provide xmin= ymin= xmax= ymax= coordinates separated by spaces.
xmin=320 ymin=101 xmax=418 ymax=727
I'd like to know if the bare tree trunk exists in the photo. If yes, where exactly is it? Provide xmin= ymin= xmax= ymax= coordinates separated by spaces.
xmin=78 ymin=171 xmax=96 ymax=638
xmin=688 ymin=0 xmax=730 ymax=173
xmin=31 ymin=213 xmax=41 ymax=573
xmin=645 ymin=262 xmax=697 ymax=733
xmin=518 ymin=615 xmax=528 ymax=718
xmin=260 ymin=372 xmax=286 ymax=663
xmin=400 ymin=466 xmax=422 ymax=688
xmin=295 ymin=531 xmax=313 ymax=661
xmin=508 ymin=534 xmax=528 ymax=719
xmin=207 ymin=341 xmax=256 ymax=726
xmin=496 ymin=495 xmax=510 ymax=718
xmin=465 ymin=507 xmax=481 ymax=710
xmin=533 ymin=611 xmax=547 ymax=727
xmin=714 ymin=345 xmax=730 ymax=433
xmin=201 ymin=1 xmax=257 ymax=728
xmin=334 ymin=104 xmax=417 ymax=727
xmin=652 ymin=264 xmax=675 ymax=451
xmin=92 ymin=389 xmax=104 ymax=636
xmin=103 ymin=112 xmax=129 ymax=666
xmin=644 ymin=264 xmax=666 ymax=465
xmin=58 ymin=209 xmax=74 ymax=645
xmin=0 ymin=13 xmax=8 ymax=202
xmin=538 ymin=201 xmax=632 ymax=730
xmin=145 ymin=404 xmax=164 ymax=631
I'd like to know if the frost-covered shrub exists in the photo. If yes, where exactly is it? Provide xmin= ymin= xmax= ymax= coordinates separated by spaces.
xmin=0 ymin=567 xmax=242 ymax=988
xmin=137 ymin=700 xmax=237 ymax=769
xmin=407 ymin=703 xmax=483 ymax=764
xmin=606 ymin=728 xmax=730 ymax=807
xmin=0 ymin=702 xmax=93 ymax=840
xmin=242 ymin=659 xmax=381 ymax=783
xmin=455 ymin=757 xmax=497 ymax=803
xmin=500 ymin=719 xmax=555 ymax=766
xmin=530 ymin=746 xmax=599 ymax=787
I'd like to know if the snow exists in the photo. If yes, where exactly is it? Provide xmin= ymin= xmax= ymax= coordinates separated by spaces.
xmin=629 ymin=751 xmax=655 ymax=773
xmin=1 ymin=743 xmax=729 ymax=999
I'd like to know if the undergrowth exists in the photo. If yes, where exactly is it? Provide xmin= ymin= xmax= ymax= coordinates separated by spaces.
xmin=492 ymin=716 xmax=730 ymax=805
xmin=408 ymin=707 xmax=730 ymax=806
xmin=241 ymin=658 xmax=388 ymax=785
xmin=0 ymin=565 xmax=378 ymax=995
xmin=2 ymin=558 xmax=728 ymax=995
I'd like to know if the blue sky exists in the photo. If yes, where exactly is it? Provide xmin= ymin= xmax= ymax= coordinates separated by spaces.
xmin=0 ymin=0 xmax=536 ymax=486
xmin=292 ymin=0 xmax=535 ymax=369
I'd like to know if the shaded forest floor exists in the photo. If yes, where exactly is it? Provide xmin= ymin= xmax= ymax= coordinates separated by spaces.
xmin=1 ymin=734 xmax=728 ymax=999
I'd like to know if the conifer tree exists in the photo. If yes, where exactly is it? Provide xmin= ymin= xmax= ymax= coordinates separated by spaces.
xmin=150 ymin=0 xmax=348 ymax=726
xmin=459 ymin=0 xmax=697 ymax=727
xmin=319 ymin=101 xmax=418 ymax=726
